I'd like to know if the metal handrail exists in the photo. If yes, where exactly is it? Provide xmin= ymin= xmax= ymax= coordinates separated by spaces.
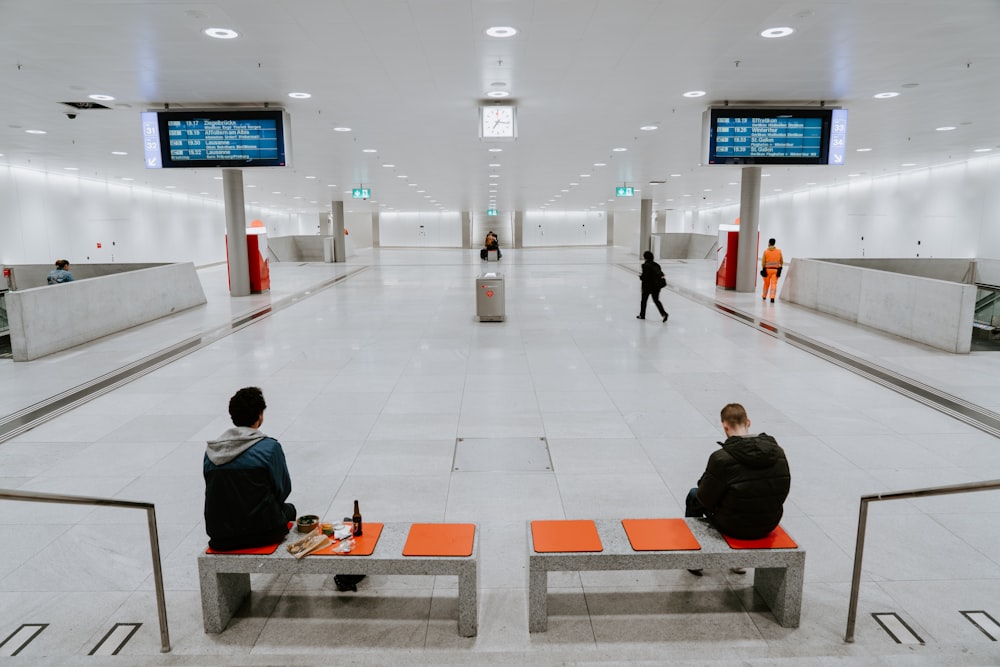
xmin=0 ymin=489 xmax=171 ymax=653
xmin=845 ymin=478 xmax=1000 ymax=642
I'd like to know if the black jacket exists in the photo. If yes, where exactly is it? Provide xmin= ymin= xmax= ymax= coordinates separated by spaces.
xmin=639 ymin=259 xmax=664 ymax=290
xmin=696 ymin=433 xmax=790 ymax=539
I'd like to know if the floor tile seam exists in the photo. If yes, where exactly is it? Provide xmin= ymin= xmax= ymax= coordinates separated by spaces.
xmin=0 ymin=267 xmax=370 ymax=445
xmin=617 ymin=263 xmax=1000 ymax=438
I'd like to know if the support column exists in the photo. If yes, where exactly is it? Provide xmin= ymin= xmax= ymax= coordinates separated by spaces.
xmin=735 ymin=166 xmax=762 ymax=293
xmin=654 ymin=210 xmax=666 ymax=233
xmin=330 ymin=200 xmax=345 ymax=262
xmin=639 ymin=198 xmax=653 ymax=257
xmin=606 ymin=212 xmax=614 ymax=245
xmin=461 ymin=211 xmax=472 ymax=249
xmin=318 ymin=212 xmax=331 ymax=236
xmin=223 ymin=169 xmax=250 ymax=297
xmin=513 ymin=210 xmax=523 ymax=249
xmin=371 ymin=212 xmax=380 ymax=248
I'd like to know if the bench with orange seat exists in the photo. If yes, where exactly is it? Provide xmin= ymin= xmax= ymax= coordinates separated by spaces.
xmin=527 ymin=518 xmax=804 ymax=631
xmin=198 ymin=522 xmax=479 ymax=636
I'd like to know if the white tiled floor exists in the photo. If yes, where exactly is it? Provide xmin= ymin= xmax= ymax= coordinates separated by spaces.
xmin=1 ymin=247 xmax=999 ymax=665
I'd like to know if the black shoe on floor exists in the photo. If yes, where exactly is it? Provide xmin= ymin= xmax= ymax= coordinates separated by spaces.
xmin=687 ymin=568 xmax=703 ymax=576
xmin=334 ymin=574 xmax=366 ymax=592
xmin=662 ymin=313 xmax=669 ymax=323
xmin=636 ymin=315 xmax=645 ymax=319
xmin=770 ymin=299 xmax=775 ymax=303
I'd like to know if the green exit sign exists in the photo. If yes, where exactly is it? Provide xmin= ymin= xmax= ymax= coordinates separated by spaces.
xmin=615 ymin=186 xmax=634 ymax=197
xmin=487 ymin=208 xmax=498 ymax=216
xmin=352 ymin=188 xmax=371 ymax=199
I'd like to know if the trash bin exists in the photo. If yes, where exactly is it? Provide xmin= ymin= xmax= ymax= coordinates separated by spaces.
xmin=476 ymin=272 xmax=505 ymax=322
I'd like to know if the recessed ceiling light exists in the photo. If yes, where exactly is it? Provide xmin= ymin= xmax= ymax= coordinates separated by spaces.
xmin=272 ymin=191 xmax=281 ymax=194
xmin=806 ymin=182 xmax=817 ymax=185
xmin=489 ymin=174 xmax=499 ymax=178
xmin=25 ymin=129 xmax=46 ymax=134
xmin=397 ymin=174 xmax=407 ymax=179
xmin=569 ymin=182 xmax=579 ymax=186
xmin=63 ymin=167 xmax=79 ymax=171
xmin=408 ymin=183 xmax=417 ymax=186
xmin=88 ymin=94 xmax=115 ymax=101
xmin=247 ymin=184 xmax=257 ymax=188
xmin=362 ymin=148 xmax=377 ymax=153
xmin=848 ymin=173 xmax=860 ymax=177
xmin=760 ymin=27 xmax=794 ymax=38
xmin=762 ymin=173 xmax=771 ymax=177
xmin=293 ymin=196 xmax=302 ymax=200
xmin=382 ymin=163 xmax=395 ymax=168
xmin=165 ymin=185 xmax=176 ymax=189
xmin=489 ymin=148 xmax=503 ymax=152
xmin=417 ymin=190 xmax=425 ymax=193
xmin=774 ymin=188 xmax=783 ymax=192
xmin=580 ymin=174 xmax=591 ymax=178
xmin=327 ymin=184 xmax=337 ymax=187
xmin=901 ymin=163 xmax=916 ymax=167
xmin=485 ymin=26 xmax=517 ymax=38
xmin=703 ymin=188 xmax=712 ymax=192
xmin=640 ymin=125 xmax=658 ymax=131
xmin=728 ymin=182 xmax=738 ymax=185
xmin=489 ymin=163 xmax=501 ymax=167
xmin=333 ymin=127 xmax=352 ymax=132
xmin=200 ymin=192 xmax=209 ymax=195
xmin=974 ymin=148 xmax=993 ymax=153
xmin=856 ymin=147 xmax=872 ymax=152
xmin=305 ymin=175 xmax=317 ymax=179
xmin=612 ymin=147 xmax=627 ymax=152
xmin=670 ymin=173 xmax=681 ymax=177
xmin=683 ymin=90 xmax=706 ymax=98
xmin=204 ymin=27 xmax=239 ymax=39
xmin=936 ymin=126 xmax=957 ymax=131
xmin=487 ymin=90 xmax=510 ymax=98
xmin=560 ymin=189 xmax=569 ymax=193
xmin=873 ymin=92 xmax=899 ymax=99
xmin=111 ymin=151 xmax=128 ymax=156
xmin=288 ymin=92 xmax=311 ymax=99
xmin=593 ymin=162 xmax=606 ymax=167
xmin=121 ymin=177 xmax=134 ymax=181
xmin=213 ymin=176 xmax=223 ymax=180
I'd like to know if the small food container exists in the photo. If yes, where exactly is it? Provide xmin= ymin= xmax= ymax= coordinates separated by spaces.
xmin=296 ymin=515 xmax=320 ymax=533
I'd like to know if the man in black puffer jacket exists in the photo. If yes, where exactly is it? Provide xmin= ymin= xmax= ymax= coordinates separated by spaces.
xmin=685 ymin=403 xmax=790 ymax=574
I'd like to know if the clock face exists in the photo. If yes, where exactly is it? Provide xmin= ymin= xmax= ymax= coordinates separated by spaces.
xmin=481 ymin=106 xmax=515 ymax=139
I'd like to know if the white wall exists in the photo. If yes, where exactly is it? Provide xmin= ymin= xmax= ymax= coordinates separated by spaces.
xmin=522 ymin=211 xmax=606 ymax=247
xmin=0 ymin=164 xmax=308 ymax=266
xmin=697 ymin=154 xmax=1000 ymax=263
xmin=612 ymin=209 xmax=641 ymax=252
xmin=378 ymin=211 xmax=462 ymax=247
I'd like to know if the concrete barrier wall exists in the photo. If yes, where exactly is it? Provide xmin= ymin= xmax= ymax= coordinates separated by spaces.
xmin=782 ymin=258 xmax=976 ymax=353
xmin=4 ymin=263 xmax=167 ymax=291
xmin=974 ymin=259 xmax=1000 ymax=287
xmin=269 ymin=235 xmax=343 ymax=262
xmin=5 ymin=262 xmax=207 ymax=361
xmin=651 ymin=233 xmax=718 ymax=260
xmin=820 ymin=258 xmax=975 ymax=283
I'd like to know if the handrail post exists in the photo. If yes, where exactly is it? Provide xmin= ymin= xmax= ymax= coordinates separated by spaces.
xmin=844 ymin=497 xmax=870 ymax=642
xmin=145 ymin=506 xmax=171 ymax=653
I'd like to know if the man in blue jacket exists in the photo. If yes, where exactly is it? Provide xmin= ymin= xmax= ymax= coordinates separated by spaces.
xmin=204 ymin=386 xmax=295 ymax=551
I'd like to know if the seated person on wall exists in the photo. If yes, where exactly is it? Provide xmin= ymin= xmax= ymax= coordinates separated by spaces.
xmin=46 ymin=259 xmax=74 ymax=284
xmin=480 ymin=230 xmax=502 ymax=260
xmin=685 ymin=402 xmax=791 ymax=576
xmin=204 ymin=386 xmax=296 ymax=551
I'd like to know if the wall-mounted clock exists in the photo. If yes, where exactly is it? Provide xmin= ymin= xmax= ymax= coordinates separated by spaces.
xmin=480 ymin=105 xmax=516 ymax=140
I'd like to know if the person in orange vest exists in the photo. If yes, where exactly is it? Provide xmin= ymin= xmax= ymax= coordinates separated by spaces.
xmin=760 ymin=238 xmax=783 ymax=303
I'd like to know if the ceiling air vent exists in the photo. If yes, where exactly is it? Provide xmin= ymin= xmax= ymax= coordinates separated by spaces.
xmin=648 ymin=180 xmax=667 ymax=185
xmin=62 ymin=101 xmax=112 ymax=110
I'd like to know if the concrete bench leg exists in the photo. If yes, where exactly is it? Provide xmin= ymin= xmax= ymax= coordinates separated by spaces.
xmin=527 ymin=565 xmax=548 ymax=632
xmin=457 ymin=562 xmax=479 ymax=637
xmin=753 ymin=565 xmax=803 ymax=628
xmin=199 ymin=569 xmax=251 ymax=633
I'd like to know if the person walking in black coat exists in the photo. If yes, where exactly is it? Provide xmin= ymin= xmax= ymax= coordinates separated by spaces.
xmin=637 ymin=250 xmax=669 ymax=322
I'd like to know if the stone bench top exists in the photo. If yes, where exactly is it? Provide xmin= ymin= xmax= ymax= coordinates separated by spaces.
xmin=528 ymin=518 xmax=803 ymax=569
xmin=200 ymin=522 xmax=478 ymax=572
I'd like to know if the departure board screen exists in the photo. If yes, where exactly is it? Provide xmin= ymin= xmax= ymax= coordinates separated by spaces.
xmin=703 ymin=107 xmax=847 ymax=166
xmin=142 ymin=109 xmax=289 ymax=168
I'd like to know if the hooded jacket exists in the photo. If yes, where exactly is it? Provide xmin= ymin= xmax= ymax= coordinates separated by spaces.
xmin=695 ymin=433 xmax=790 ymax=540
xmin=203 ymin=427 xmax=292 ymax=551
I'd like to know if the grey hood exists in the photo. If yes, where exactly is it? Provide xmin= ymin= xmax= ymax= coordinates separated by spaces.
xmin=206 ymin=426 xmax=267 ymax=465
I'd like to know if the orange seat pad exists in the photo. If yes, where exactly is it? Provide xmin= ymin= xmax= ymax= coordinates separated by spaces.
xmin=205 ymin=543 xmax=280 ymax=555
xmin=311 ymin=522 xmax=384 ymax=556
xmin=723 ymin=525 xmax=798 ymax=549
xmin=403 ymin=523 xmax=476 ymax=557
xmin=621 ymin=518 xmax=701 ymax=551
xmin=531 ymin=520 xmax=603 ymax=553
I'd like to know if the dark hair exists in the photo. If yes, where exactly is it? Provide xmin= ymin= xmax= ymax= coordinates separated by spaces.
xmin=768 ymin=238 xmax=776 ymax=246
xmin=55 ymin=259 xmax=70 ymax=269
xmin=720 ymin=403 xmax=748 ymax=428
xmin=229 ymin=386 xmax=266 ymax=427
xmin=643 ymin=251 xmax=654 ymax=261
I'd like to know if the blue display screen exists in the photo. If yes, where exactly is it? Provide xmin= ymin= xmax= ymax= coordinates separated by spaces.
xmin=142 ymin=109 xmax=287 ymax=168
xmin=705 ymin=108 xmax=845 ymax=165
